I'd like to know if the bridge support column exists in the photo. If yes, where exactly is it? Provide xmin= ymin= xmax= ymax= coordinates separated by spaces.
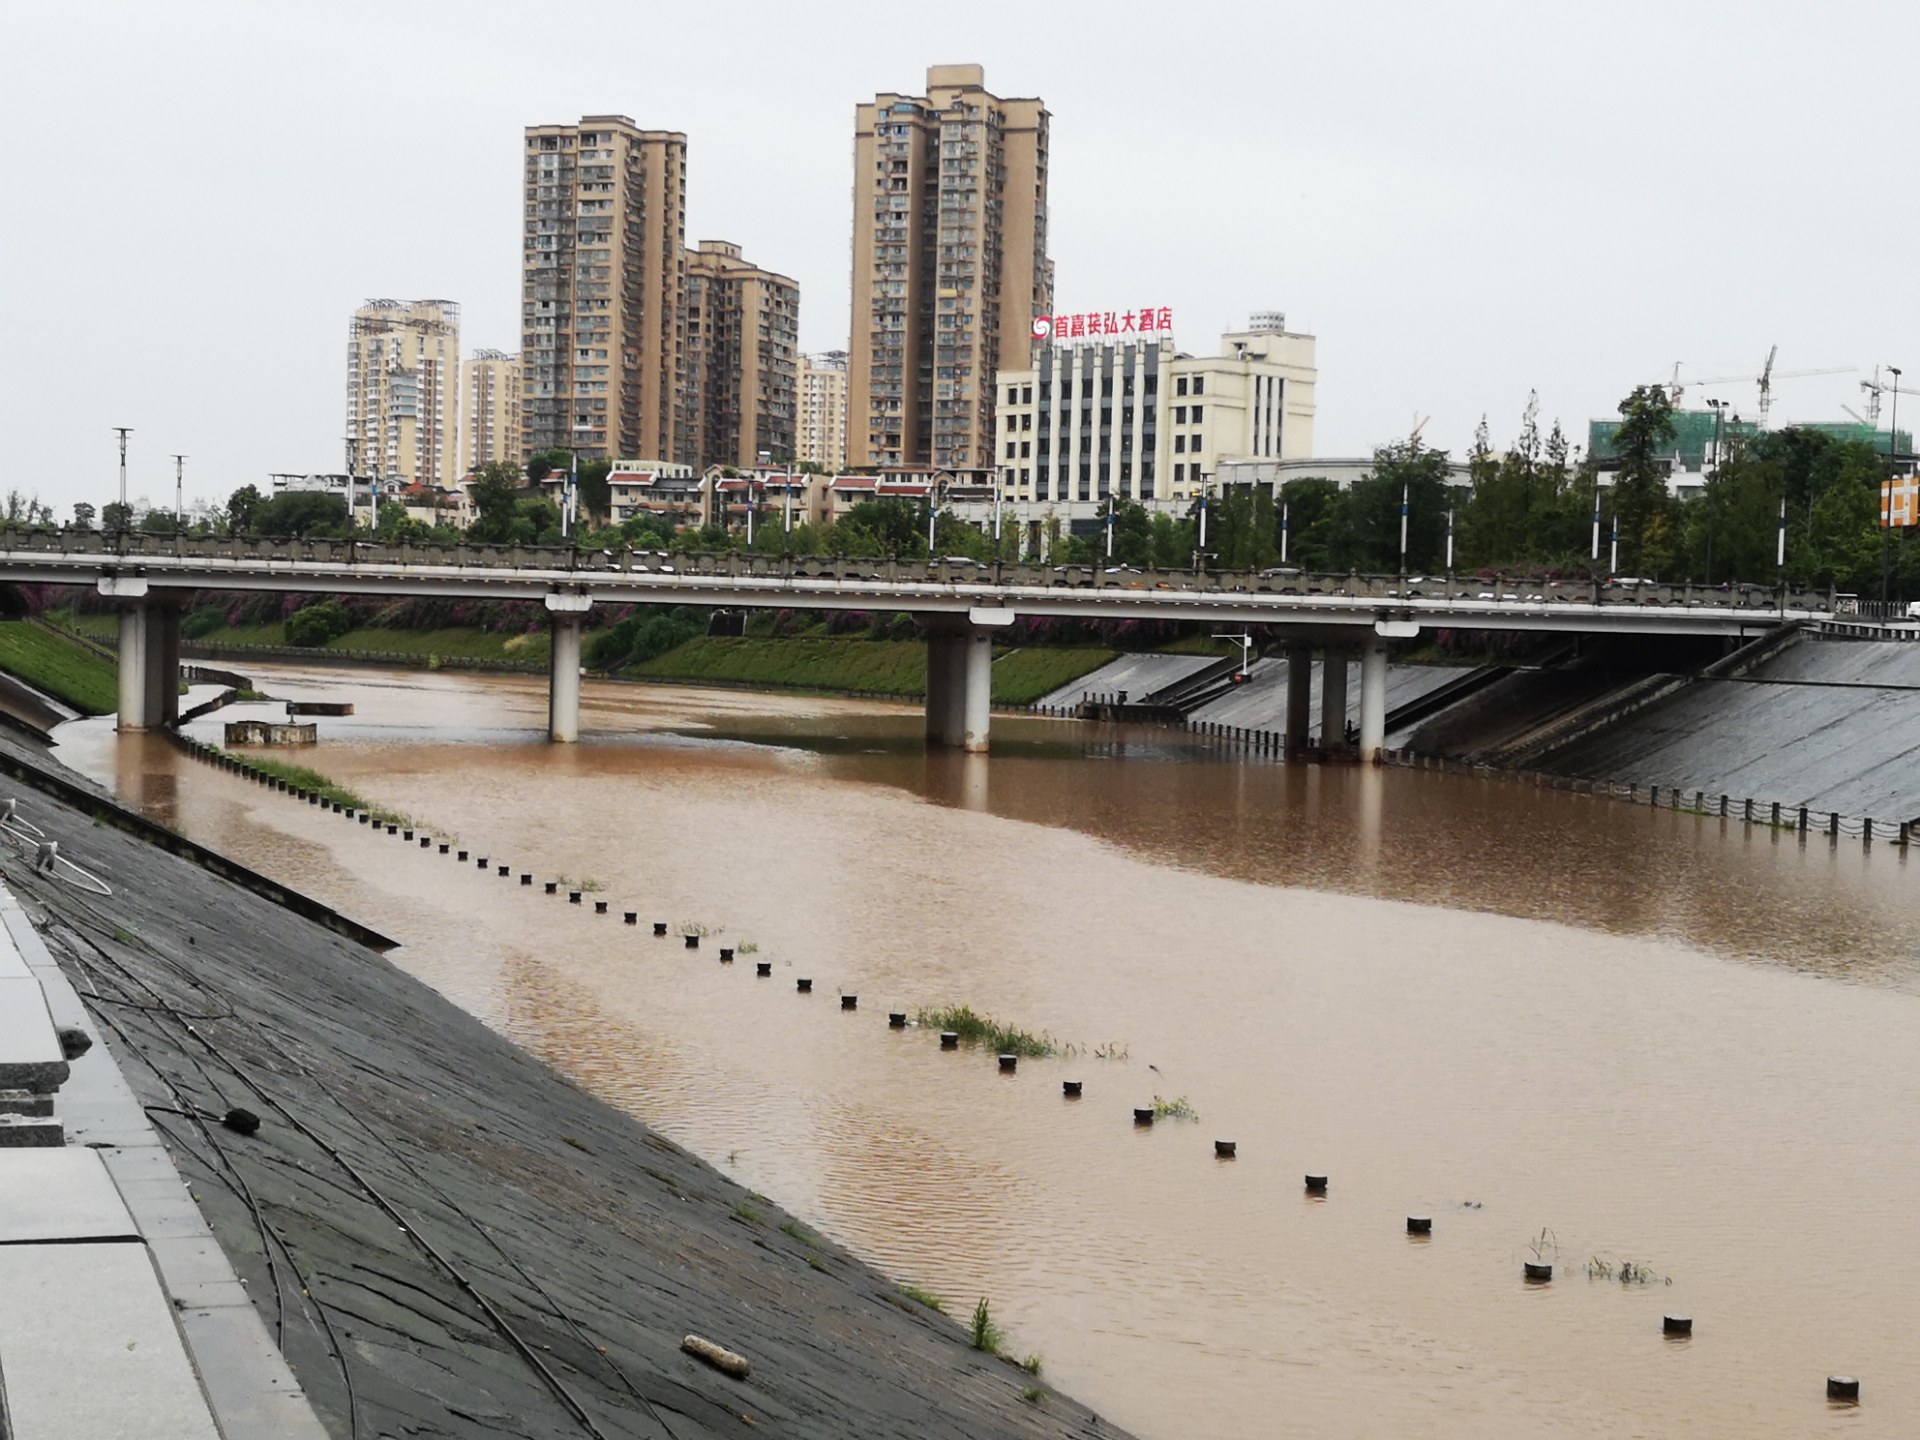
xmin=1320 ymin=647 xmax=1350 ymax=755
xmin=100 ymin=575 xmax=176 ymax=733
xmin=924 ymin=610 xmax=1011 ymax=752
xmin=116 ymin=605 xmax=152 ymax=731
xmin=148 ymin=599 xmax=182 ymax=727
xmin=925 ymin=629 xmax=961 ymax=744
xmin=1358 ymin=639 xmax=1388 ymax=762
xmin=544 ymin=593 xmax=592 ymax=743
xmin=1284 ymin=644 xmax=1312 ymax=756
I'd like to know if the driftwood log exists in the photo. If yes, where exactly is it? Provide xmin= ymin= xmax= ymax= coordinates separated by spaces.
xmin=681 ymin=1334 xmax=751 ymax=1379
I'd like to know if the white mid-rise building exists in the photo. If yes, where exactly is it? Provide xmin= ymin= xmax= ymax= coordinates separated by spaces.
xmin=991 ymin=314 xmax=1316 ymax=533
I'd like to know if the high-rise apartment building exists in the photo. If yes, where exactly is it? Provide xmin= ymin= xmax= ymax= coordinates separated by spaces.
xmin=522 ymin=116 xmax=687 ymax=463
xmin=684 ymin=240 xmax=799 ymax=470
xmin=345 ymin=299 xmax=461 ymax=488
xmin=460 ymin=349 xmax=522 ymax=474
xmin=849 ymin=65 xmax=1052 ymax=472
xmin=798 ymin=352 xmax=849 ymax=471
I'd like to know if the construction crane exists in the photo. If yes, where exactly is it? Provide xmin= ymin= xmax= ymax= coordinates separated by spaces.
xmin=1860 ymin=366 xmax=1920 ymax=426
xmin=1663 ymin=349 xmax=1854 ymax=426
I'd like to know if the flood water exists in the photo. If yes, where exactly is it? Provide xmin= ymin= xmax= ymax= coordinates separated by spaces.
xmin=58 ymin=663 xmax=1920 ymax=1439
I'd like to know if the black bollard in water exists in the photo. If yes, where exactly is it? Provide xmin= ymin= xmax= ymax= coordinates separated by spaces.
xmin=1662 ymin=1315 xmax=1691 ymax=1336
xmin=842 ymin=994 xmax=857 ymax=1010
xmin=797 ymin=977 xmax=812 ymax=993
xmin=940 ymin=1031 xmax=958 ymax=1050
xmin=1214 ymin=1140 xmax=1237 ymax=1158
xmin=756 ymin=962 xmax=772 ymax=977
xmin=653 ymin=921 xmax=668 ymax=936
xmin=624 ymin=911 xmax=637 ymax=924
xmin=1407 ymin=1216 xmax=1433 ymax=1235
xmin=1133 ymin=1107 xmax=1154 ymax=1126
xmin=1304 ymin=1174 xmax=1329 ymax=1194
xmin=1062 ymin=1081 xmax=1083 ymax=1098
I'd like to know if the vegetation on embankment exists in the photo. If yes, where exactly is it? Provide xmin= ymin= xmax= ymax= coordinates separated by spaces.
xmin=0 ymin=622 xmax=118 ymax=714
xmin=49 ymin=600 xmax=1116 ymax=704
xmin=629 ymin=637 xmax=1117 ymax=705
xmin=218 ymin=749 xmax=415 ymax=828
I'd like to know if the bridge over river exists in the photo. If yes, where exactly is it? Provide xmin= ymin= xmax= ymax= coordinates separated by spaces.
xmin=0 ymin=529 xmax=1837 ymax=753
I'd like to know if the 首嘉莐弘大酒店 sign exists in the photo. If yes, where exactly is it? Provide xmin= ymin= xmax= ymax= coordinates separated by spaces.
xmin=1032 ymin=308 xmax=1173 ymax=342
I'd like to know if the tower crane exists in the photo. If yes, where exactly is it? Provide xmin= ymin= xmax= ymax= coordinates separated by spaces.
xmin=1665 ymin=348 xmax=1853 ymax=427
xmin=1860 ymin=366 xmax=1920 ymax=426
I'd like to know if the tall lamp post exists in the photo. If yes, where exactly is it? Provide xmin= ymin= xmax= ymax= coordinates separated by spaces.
xmin=1885 ymin=366 xmax=1903 ymax=609
xmin=1704 ymin=398 xmax=1728 ymax=583
xmin=171 ymin=454 xmax=187 ymax=529
xmin=112 ymin=427 xmax=133 ymax=526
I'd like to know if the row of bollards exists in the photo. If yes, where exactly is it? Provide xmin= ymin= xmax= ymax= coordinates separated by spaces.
xmin=185 ymin=729 xmax=1865 ymax=1408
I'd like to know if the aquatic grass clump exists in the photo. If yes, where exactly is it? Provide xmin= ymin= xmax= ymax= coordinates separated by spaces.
xmin=1587 ymin=1256 xmax=1670 ymax=1285
xmin=215 ymin=749 xmax=415 ymax=828
xmin=1151 ymin=1094 xmax=1200 ymax=1122
xmin=899 ymin=1284 xmax=944 ymax=1313
xmin=968 ymin=1297 xmax=1003 ymax=1353
xmin=912 ymin=1005 xmax=1056 ymax=1058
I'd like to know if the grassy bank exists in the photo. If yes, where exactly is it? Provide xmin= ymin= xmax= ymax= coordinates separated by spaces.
xmin=0 ymin=622 xmax=118 ymax=714
xmin=47 ymin=608 xmax=1114 ymax=705
xmin=51 ymin=609 xmax=548 ymax=667
xmin=630 ymin=637 xmax=1117 ymax=705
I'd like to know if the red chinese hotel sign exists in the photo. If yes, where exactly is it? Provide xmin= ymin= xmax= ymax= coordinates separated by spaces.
xmin=1033 ymin=307 xmax=1174 ymax=342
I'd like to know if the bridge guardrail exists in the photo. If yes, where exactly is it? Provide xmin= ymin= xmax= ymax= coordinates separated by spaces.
xmin=0 ymin=525 xmax=1843 ymax=615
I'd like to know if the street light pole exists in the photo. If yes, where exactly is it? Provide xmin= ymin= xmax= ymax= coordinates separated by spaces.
xmin=112 ymin=427 xmax=133 ymax=524
xmin=1705 ymin=398 xmax=1726 ymax=583
xmin=171 ymin=454 xmax=187 ymax=529
xmin=1886 ymin=366 xmax=1903 ymax=609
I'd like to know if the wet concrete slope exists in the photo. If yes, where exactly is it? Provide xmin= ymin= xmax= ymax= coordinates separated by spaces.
xmin=0 ymin=728 xmax=1125 ymax=1440
xmin=1542 ymin=638 xmax=1920 ymax=818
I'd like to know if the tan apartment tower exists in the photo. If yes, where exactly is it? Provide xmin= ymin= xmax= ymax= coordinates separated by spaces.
xmin=685 ymin=240 xmax=799 ymax=470
xmin=849 ymin=65 xmax=1052 ymax=471
xmin=460 ymin=349 xmax=522 ymax=474
xmin=522 ymin=117 xmax=687 ymax=463
xmin=799 ymin=352 xmax=849 ymax=471
xmin=346 ymin=299 xmax=461 ymax=488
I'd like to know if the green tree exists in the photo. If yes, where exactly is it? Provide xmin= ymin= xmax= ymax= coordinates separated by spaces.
xmin=1610 ymin=385 xmax=1677 ymax=575
xmin=70 ymin=502 xmax=96 ymax=530
xmin=284 ymin=600 xmax=355 ymax=648
xmin=1329 ymin=441 xmax=1454 ymax=573
xmin=1275 ymin=479 xmax=1343 ymax=571
xmin=226 ymin=484 xmax=265 ymax=534
xmin=102 ymin=501 xmax=134 ymax=532
xmin=252 ymin=491 xmax=350 ymax=537
xmin=468 ymin=461 xmax=523 ymax=543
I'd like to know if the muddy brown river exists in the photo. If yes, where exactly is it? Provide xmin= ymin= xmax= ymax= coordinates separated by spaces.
xmin=58 ymin=663 xmax=1920 ymax=1438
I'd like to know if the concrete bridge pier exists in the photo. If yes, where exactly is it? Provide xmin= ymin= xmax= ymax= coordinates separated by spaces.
xmin=923 ymin=610 xmax=1012 ymax=752
xmin=1320 ymin=647 xmax=1350 ymax=755
xmin=1358 ymin=638 xmax=1389 ymax=761
xmin=1283 ymin=643 xmax=1313 ymax=757
xmin=100 ymin=578 xmax=183 ymax=732
xmin=545 ymin=593 xmax=592 ymax=743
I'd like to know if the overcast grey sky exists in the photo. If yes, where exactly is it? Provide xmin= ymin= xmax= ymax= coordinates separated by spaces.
xmin=4 ymin=0 xmax=1914 ymax=517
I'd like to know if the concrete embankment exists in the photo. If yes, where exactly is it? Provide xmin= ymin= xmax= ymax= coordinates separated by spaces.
xmin=1536 ymin=635 xmax=1920 ymax=817
xmin=0 ymin=726 xmax=1129 ymax=1440
xmin=1044 ymin=652 xmax=1474 ymax=745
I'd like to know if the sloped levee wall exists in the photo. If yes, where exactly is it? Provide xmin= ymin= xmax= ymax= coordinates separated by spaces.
xmin=1539 ymin=639 xmax=1920 ymax=818
xmin=0 ymin=728 xmax=1126 ymax=1440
